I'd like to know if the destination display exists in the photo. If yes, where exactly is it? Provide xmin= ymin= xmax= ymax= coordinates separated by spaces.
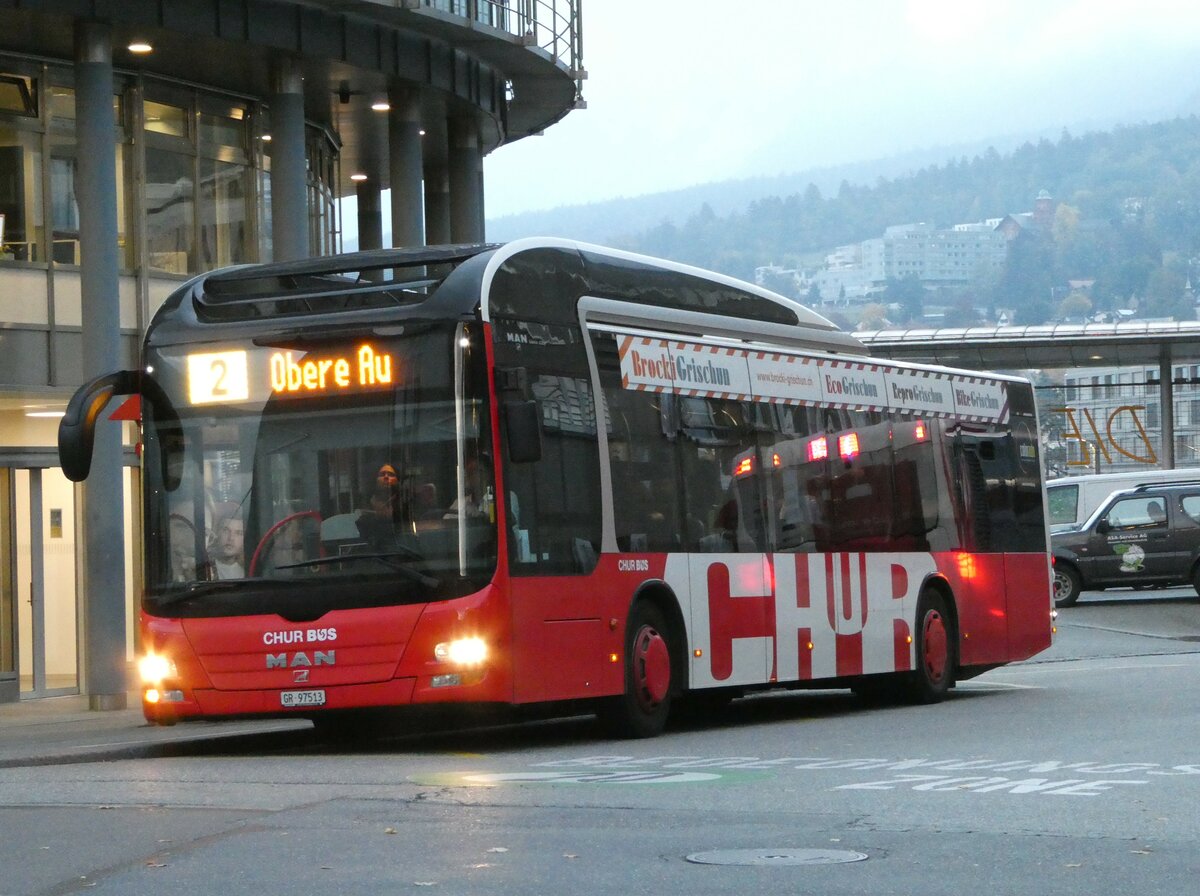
xmin=185 ymin=343 xmax=397 ymax=405
xmin=613 ymin=330 xmax=1009 ymax=422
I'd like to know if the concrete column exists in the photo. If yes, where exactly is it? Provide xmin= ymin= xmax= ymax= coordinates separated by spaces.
xmin=1160 ymin=354 xmax=1176 ymax=469
xmin=424 ymin=162 xmax=451 ymax=246
xmin=388 ymin=87 xmax=425 ymax=248
xmin=448 ymin=117 xmax=484 ymax=243
xmin=356 ymin=180 xmax=383 ymax=252
xmin=75 ymin=21 xmax=127 ymax=710
xmin=270 ymin=59 xmax=308 ymax=261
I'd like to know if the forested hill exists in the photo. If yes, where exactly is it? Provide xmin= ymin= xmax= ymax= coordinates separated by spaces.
xmin=614 ymin=117 xmax=1200 ymax=288
xmin=609 ymin=119 xmax=1200 ymax=321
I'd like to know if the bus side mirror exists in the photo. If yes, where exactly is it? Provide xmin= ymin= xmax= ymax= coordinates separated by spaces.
xmin=504 ymin=400 xmax=542 ymax=463
xmin=59 ymin=370 xmax=140 ymax=481
xmin=58 ymin=370 xmax=184 ymax=491
xmin=1095 ymin=519 xmax=1111 ymax=535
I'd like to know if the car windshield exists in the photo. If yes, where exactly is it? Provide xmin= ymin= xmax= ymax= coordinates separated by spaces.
xmin=139 ymin=324 xmax=496 ymax=614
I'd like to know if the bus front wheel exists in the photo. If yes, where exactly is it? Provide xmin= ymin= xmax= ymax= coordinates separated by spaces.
xmin=600 ymin=603 xmax=674 ymax=738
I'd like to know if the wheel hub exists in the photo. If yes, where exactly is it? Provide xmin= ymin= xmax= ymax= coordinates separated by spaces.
xmin=922 ymin=610 xmax=948 ymax=683
xmin=634 ymin=627 xmax=671 ymax=706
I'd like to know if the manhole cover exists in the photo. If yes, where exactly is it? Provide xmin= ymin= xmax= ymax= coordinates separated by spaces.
xmin=686 ymin=848 xmax=868 ymax=866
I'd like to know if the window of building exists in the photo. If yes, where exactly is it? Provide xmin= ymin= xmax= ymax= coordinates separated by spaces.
xmin=144 ymin=100 xmax=188 ymax=138
xmin=0 ymin=125 xmax=43 ymax=262
xmin=144 ymin=145 xmax=195 ymax=274
xmin=0 ymin=74 xmax=36 ymax=117
xmin=199 ymin=157 xmax=248 ymax=269
xmin=199 ymin=108 xmax=246 ymax=151
xmin=48 ymin=96 xmax=133 ymax=268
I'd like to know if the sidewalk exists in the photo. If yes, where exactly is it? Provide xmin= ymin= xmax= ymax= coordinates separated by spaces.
xmin=0 ymin=694 xmax=309 ymax=768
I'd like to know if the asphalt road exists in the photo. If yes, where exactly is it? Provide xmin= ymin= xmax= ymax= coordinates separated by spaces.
xmin=1 ymin=587 xmax=1197 ymax=896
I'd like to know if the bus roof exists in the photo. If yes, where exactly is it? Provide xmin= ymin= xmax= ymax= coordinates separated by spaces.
xmin=149 ymin=238 xmax=865 ymax=355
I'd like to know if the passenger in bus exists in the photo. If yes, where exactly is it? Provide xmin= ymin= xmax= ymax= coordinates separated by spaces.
xmin=445 ymin=453 xmax=491 ymax=520
xmin=169 ymin=514 xmax=202 ymax=581
xmin=698 ymin=498 xmax=739 ymax=552
xmin=374 ymin=464 xmax=404 ymax=519
xmin=268 ymin=518 xmax=308 ymax=570
xmin=357 ymin=486 xmax=401 ymax=547
xmin=376 ymin=463 xmax=400 ymax=491
xmin=211 ymin=504 xmax=245 ymax=579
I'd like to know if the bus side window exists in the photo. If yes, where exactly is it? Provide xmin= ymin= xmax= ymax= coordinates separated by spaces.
xmin=503 ymin=372 xmax=602 ymax=575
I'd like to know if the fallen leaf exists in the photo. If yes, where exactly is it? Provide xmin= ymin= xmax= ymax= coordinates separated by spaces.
xmin=414 ymin=882 xmax=437 ymax=887
xmin=385 ymin=827 xmax=398 ymax=835
xmin=469 ymin=863 xmax=494 ymax=869
xmin=1065 ymin=863 xmax=1082 ymax=868
xmin=486 ymin=847 xmax=508 ymax=853
xmin=1131 ymin=849 xmax=1152 ymax=855
xmin=563 ymin=854 xmax=579 ymax=859
xmin=145 ymin=862 xmax=167 ymax=868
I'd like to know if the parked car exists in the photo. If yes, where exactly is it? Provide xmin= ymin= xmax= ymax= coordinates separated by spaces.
xmin=1046 ymin=469 xmax=1200 ymax=532
xmin=1051 ymin=482 xmax=1200 ymax=607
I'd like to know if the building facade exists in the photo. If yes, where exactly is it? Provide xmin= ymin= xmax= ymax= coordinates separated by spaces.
xmin=1058 ymin=364 xmax=1200 ymax=477
xmin=0 ymin=0 xmax=583 ymax=704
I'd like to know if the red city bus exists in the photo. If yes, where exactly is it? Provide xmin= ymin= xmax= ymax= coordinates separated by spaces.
xmin=60 ymin=239 xmax=1054 ymax=737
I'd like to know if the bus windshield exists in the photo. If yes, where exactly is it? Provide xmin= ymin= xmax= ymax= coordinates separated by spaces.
xmin=140 ymin=323 xmax=496 ymax=615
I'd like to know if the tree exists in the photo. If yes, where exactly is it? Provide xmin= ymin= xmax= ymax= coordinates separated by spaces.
xmin=884 ymin=274 xmax=925 ymax=323
xmin=759 ymin=268 xmax=798 ymax=299
xmin=1057 ymin=291 xmax=1092 ymax=321
xmin=1141 ymin=267 xmax=1190 ymax=319
xmin=857 ymin=303 xmax=890 ymax=330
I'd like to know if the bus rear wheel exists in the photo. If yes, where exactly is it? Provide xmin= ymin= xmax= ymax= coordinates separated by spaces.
xmin=902 ymin=592 xmax=955 ymax=704
xmin=600 ymin=603 xmax=674 ymax=738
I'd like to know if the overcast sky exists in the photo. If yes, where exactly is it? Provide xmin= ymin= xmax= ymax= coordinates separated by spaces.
xmin=482 ymin=0 xmax=1200 ymax=219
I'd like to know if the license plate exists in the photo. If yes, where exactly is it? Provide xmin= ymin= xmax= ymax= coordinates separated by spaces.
xmin=280 ymin=689 xmax=326 ymax=708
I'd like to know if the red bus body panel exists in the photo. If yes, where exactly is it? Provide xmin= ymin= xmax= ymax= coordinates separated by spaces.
xmin=143 ymin=547 xmax=1051 ymax=722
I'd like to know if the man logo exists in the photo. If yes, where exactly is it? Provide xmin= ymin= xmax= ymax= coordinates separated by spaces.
xmin=266 ymin=650 xmax=336 ymax=669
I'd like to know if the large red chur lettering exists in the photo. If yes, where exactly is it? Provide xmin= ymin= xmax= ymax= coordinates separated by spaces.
xmin=706 ymin=562 xmax=774 ymax=681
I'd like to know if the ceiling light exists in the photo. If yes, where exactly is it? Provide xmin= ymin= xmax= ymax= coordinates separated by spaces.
xmin=371 ymin=101 xmax=390 ymax=112
xmin=350 ymin=173 xmax=368 ymax=182
xmin=418 ymin=129 xmax=426 ymax=136
xmin=261 ymin=134 xmax=272 ymax=142
xmin=25 ymin=410 xmax=66 ymax=418
xmin=128 ymin=41 xmax=153 ymax=54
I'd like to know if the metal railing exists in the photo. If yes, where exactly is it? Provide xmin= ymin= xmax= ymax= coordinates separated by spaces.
xmin=410 ymin=1 xmax=584 ymax=90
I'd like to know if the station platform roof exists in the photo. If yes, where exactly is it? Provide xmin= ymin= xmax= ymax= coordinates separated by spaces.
xmin=855 ymin=320 xmax=1200 ymax=370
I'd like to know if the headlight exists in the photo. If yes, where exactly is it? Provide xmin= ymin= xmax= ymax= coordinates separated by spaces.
xmin=434 ymin=637 xmax=487 ymax=665
xmin=138 ymin=653 xmax=176 ymax=684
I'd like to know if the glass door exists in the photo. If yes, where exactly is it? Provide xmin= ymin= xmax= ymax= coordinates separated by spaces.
xmin=11 ymin=466 xmax=79 ymax=697
xmin=0 ymin=469 xmax=15 ymax=701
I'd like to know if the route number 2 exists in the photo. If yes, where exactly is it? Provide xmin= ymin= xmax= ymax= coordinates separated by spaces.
xmin=187 ymin=350 xmax=250 ymax=405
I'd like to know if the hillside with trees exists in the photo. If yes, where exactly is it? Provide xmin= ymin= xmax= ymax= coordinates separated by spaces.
xmin=614 ymin=117 xmax=1200 ymax=326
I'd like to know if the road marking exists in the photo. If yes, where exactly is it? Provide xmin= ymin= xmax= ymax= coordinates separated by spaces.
xmin=956 ymin=680 xmax=1041 ymax=690
xmin=415 ymin=770 xmax=724 ymax=786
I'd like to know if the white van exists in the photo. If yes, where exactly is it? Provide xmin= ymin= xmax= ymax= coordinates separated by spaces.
xmin=1047 ymin=469 xmax=1200 ymax=531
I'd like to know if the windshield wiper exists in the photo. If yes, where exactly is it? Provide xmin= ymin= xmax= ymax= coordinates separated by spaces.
xmin=274 ymin=552 xmax=439 ymax=588
xmin=152 ymin=578 xmax=292 ymax=609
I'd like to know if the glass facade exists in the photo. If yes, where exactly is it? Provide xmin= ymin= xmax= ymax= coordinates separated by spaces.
xmin=0 ymin=55 xmax=339 ymax=287
xmin=0 ymin=53 xmax=344 ymax=702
